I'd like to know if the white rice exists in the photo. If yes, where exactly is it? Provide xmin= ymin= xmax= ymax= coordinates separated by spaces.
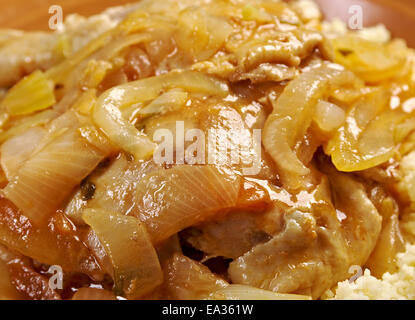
xmin=324 ymin=244 xmax=415 ymax=300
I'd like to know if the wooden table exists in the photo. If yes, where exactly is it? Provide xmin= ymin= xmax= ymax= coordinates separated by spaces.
xmin=314 ymin=0 xmax=415 ymax=47
xmin=0 ymin=0 xmax=414 ymax=46
xmin=0 ymin=0 xmax=135 ymax=30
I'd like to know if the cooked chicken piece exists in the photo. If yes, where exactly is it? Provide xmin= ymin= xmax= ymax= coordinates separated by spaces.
xmin=183 ymin=181 xmax=296 ymax=259
xmin=183 ymin=211 xmax=273 ymax=259
xmin=356 ymin=160 xmax=400 ymax=185
xmin=193 ymin=28 xmax=322 ymax=83
xmin=229 ymin=63 xmax=298 ymax=83
xmin=233 ymin=29 xmax=323 ymax=71
xmin=364 ymin=184 xmax=405 ymax=277
xmin=229 ymin=171 xmax=382 ymax=298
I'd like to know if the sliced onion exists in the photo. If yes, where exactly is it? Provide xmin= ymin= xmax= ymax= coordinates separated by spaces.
xmin=313 ymin=100 xmax=345 ymax=133
xmin=47 ymin=8 xmax=154 ymax=86
xmin=135 ymin=165 xmax=241 ymax=244
xmin=175 ymin=8 xmax=233 ymax=61
xmin=93 ymin=70 xmax=229 ymax=160
xmin=210 ymin=284 xmax=311 ymax=300
xmin=1 ymin=70 xmax=56 ymax=117
xmin=242 ymin=4 xmax=273 ymax=22
xmin=138 ymin=89 xmax=188 ymax=116
xmin=165 ymin=253 xmax=228 ymax=300
xmin=365 ymin=198 xmax=404 ymax=277
xmin=0 ymin=109 xmax=56 ymax=144
xmin=64 ymin=154 xmax=159 ymax=225
xmin=330 ymin=35 xmax=406 ymax=83
xmin=93 ymin=101 xmax=156 ymax=160
xmin=358 ymin=114 xmax=396 ymax=156
xmin=65 ymin=34 xmax=151 ymax=90
xmin=3 ymin=127 xmax=110 ymax=226
xmin=46 ymin=29 xmax=117 ymax=84
xmin=0 ymin=198 xmax=100 ymax=276
xmin=83 ymin=209 xmax=163 ymax=299
xmin=72 ymin=288 xmax=116 ymax=300
xmin=326 ymin=91 xmax=403 ymax=172
xmin=263 ymin=63 xmax=355 ymax=189
xmin=85 ymin=229 xmax=114 ymax=276
xmin=0 ymin=127 xmax=45 ymax=181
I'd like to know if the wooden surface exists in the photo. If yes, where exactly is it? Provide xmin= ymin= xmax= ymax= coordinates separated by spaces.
xmin=0 ymin=0 xmax=414 ymax=46
xmin=0 ymin=0 xmax=135 ymax=30
xmin=314 ymin=0 xmax=415 ymax=47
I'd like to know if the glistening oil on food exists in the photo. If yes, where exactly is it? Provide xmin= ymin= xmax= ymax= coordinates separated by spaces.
xmin=0 ymin=0 xmax=415 ymax=300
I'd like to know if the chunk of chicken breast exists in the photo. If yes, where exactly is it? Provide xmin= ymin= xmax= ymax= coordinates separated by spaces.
xmin=229 ymin=172 xmax=382 ymax=298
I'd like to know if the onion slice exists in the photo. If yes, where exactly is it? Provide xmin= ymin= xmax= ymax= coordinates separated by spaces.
xmin=210 ymin=284 xmax=311 ymax=300
xmin=313 ymin=100 xmax=346 ymax=133
xmin=83 ymin=209 xmax=163 ymax=299
xmin=263 ymin=63 xmax=355 ymax=189
xmin=93 ymin=70 xmax=229 ymax=160
xmin=0 ymin=127 xmax=45 ymax=181
xmin=135 ymin=165 xmax=241 ymax=244
xmin=0 ymin=198 xmax=101 ymax=276
xmin=3 ymin=127 xmax=111 ymax=226
xmin=1 ymin=70 xmax=56 ymax=117
xmin=330 ymin=35 xmax=406 ymax=83
xmin=326 ymin=90 xmax=403 ymax=172
xmin=164 ymin=253 xmax=228 ymax=300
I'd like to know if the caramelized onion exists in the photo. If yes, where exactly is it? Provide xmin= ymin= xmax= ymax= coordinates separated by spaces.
xmin=0 ymin=127 xmax=45 ymax=181
xmin=46 ymin=29 xmax=118 ymax=84
xmin=176 ymin=7 xmax=233 ymax=61
xmin=3 ymin=128 xmax=110 ymax=225
xmin=93 ymin=70 xmax=229 ymax=160
xmin=1 ymin=70 xmax=56 ymax=117
xmin=164 ymin=254 xmax=228 ymax=300
xmin=313 ymin=100 xmax=345 ymax=133
xmin=330 ymin=35 xmax=406 ymax=83
xmin=83 ymin=209 xmax=163 ymax=299
xmin=0 ymin=198 xmax=100 ymax=275
xmin=135 ymin=165 xmax=241 ymax=244
xmin=0 ymin=109 xmax=56 ymax=144
xmin=210 ymin=284 xmax=311 ymax=300
xmin=326 ymin=91 xmax=404 ymax=172
xmin=263 ymin=63 xmax=355 ymax=189
xmin=138 ymin=89 xmax=188 ymax=117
